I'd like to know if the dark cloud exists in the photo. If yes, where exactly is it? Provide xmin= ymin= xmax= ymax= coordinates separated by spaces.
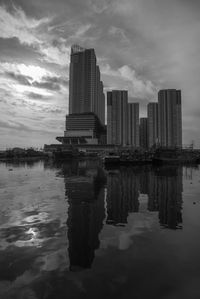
xmin=0 ymin=37 xmax=42 ymax=64
xmin=27 ymin=92 xmax=48 ymax=100
xmin=32 ymin=76 xmax=68 ymax=91
xmin=8 ymin=0 xmax=89 ymax=20
xmin=47 ymin=107 xmax=63 ymax=114
xmin=5 ymin=71 xmax=31 ymax=85
xmin=32 ymin=80 xmax=60 ymax=91
xmin=42 ymin=76 xmax=68 ymax=86
xmin=2 ymin=68 xmax=67 ymax=92
xmin=0 ymin=0 xmax=40 ymax=18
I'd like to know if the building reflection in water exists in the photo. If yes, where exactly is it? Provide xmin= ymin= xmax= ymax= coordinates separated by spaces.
xmin=106 ymin=165 xmax=183 ymax=230
xmin=106 ymin=167 xmax=140 ymax=226
xmin=155 ymin=166 xmax=183 ymax=229
xmin=140 ymin=166 xmax=183 ymax=229
xmin=62 ymin=160 xmax=106 ymax=272
xmin=57 ymin=159 xmax=183 ymax=271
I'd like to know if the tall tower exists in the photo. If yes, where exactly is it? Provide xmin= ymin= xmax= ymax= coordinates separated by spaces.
xmin=140 ymin=117 xmax=148 ymax=149
xmin=147 ymin=102 xmax=158 ymax=148
xmin=158 ymin=89 xmax=182 ymax=148
xmin=107 ymin=90 xmax=128 ymax=146
xmin=69 ymin=45 xmax=105 ymax=124
xmin=127 ymin=103 xmax=139 ymax=147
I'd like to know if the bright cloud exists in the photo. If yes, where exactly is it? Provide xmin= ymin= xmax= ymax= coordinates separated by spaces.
xmin=0 ymin=4 xmax=50 ymax=46
xmin=40 ymin=44 xmax=70 ymax=66
xmin=17 ymin=64 xmax=51 ymax=81
xmin=0 ymin=4 xmax=70 ymax=68
xmin=101 ymin=63 xmax=156 ymax=98
xmin=14 ymin=85 xmax=52 ymax=96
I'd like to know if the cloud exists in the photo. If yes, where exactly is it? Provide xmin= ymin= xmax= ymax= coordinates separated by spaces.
xmin=0 ymin=62 xmax=53 ymax=81
xmin=39 ymin=21 xmax=93 ymax=65
xmin=89 ymin=0 xmax=110 ymax=14
xmin=32 ymin=80 xmax=60 ymax=91
xmin=39 ymin=43 xmax=70 ymax=66
xmin=118 ymin=65 xmax=156 ymax=97
xmin=0 ymin=37 xmax=42 ymax=64
xmin=17 ymin=64 xmax=52 ymax=81
xmin=0 ymin=4 xmax=50 ymax=46
xmin=42 ymin=75 xmax=68 ymax=86
xmin=0 ymin=4 xmax=70 ymax=67
xmin=0 ymin=0 xmax=200 ymax=147
xmin=0 ymin=62 xmax=67 ymax=94
xmin=108 ymin=26 xmax=130 ymax=44
xmin=27 ymin=92 xmax=49 ymax=101
xmin=101 ymin=64 xmax=156 ymax=99
xmin=0 ymin=119 xmax=48 ymax=133
xmin=4 ymin=71 xmax=31 ymax=86
xmin=74 ymin=24 xmax=92 ymax=37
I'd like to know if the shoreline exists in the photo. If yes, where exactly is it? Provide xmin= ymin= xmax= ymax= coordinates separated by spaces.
xmin=0 ymin=156 xmax=48 ymax=162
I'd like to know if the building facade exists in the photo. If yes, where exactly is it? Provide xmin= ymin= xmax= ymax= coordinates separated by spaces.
xmin=107 ymin=90 xmax=128 ymax=146
xmin=127 ymin=103 xmax=139 ymax=147
xmin=147 ymin=102 xmax=158 ymax=148
xmin=61 ymin=113 xmax=106 ymax=145
xmin=69 ymin=45 xmax=105 ymax=125
xmin=140 ymin=117 xmax=148 ymax=149
xmin=158 ymin=89 xmax=182 ymax=148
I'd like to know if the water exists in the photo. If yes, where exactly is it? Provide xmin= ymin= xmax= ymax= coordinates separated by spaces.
xmin=0 ymin=159 xmax=200 ymax=299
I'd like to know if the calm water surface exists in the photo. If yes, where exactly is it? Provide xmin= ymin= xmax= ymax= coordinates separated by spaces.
xmin=0 ymin=159 xmax=200 ymax=299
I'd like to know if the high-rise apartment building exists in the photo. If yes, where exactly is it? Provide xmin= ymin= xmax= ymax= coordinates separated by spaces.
xmin=69 ymin=45 xmax=105 ymax=125
xmin=158 ymin=89 xmax=182 ymax=148
xmin=107 ymin=90 xmax=128 ymax=145
xmin=140 ymin=118 xmax=148 ymax=149
xmin=147 ymin=102 xmax=158 ymax=148
xmin=127 ymin=103 xmax=139 ymax=147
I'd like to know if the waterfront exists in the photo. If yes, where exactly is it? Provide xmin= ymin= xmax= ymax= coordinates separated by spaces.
xmin=0 ymin=159 xmax=200 ymax=299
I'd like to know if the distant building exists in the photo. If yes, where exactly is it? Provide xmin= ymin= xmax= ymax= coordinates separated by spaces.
xmin=147 ymin=102 xmax=158 ymax=148
xmin=69 ymin=45 xmax=105 ymax=125
xmin=140 ymin=117 xmax=148 ymax=149
xmin=158 ymin=89 xmax=182 ymax=148
xmin=107 ymin=90 xmax=128 ymax=146
xmin=127 ymin=103 xmax=139 ymax=147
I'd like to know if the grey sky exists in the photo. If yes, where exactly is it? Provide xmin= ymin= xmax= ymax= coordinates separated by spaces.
xmin=0 ymin=0 xmax=199 ymax=148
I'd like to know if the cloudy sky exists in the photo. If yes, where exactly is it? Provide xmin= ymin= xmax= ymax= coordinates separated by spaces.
xmin=0 ymin=0 xmax=199 ymax=149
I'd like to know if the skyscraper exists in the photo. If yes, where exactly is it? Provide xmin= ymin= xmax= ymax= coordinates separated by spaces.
xmin=139 ymin=117 xmax=148 ymax=149
xmin=127 ymin=103 xmax=139 ymax=147
xmin=147 ymin=102 xmax=158 ymax=148
xmin=158 ymin=89 xmax=182 ymax=148
xmin=107 ymin=90 xmax=128 ymax=145
xmin=69 ymin=45 xmax=105 ymax=125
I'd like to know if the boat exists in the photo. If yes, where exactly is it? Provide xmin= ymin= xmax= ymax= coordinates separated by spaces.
xmin=103 ymin=151 xmax=152 ymax=165
xmin=152 ymin=148 xmax=199 ymax=164
xmin=103 ymin=153 xmax=120 ymax=164
xmin=52 ymin=148 xmax=79 ymax=160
